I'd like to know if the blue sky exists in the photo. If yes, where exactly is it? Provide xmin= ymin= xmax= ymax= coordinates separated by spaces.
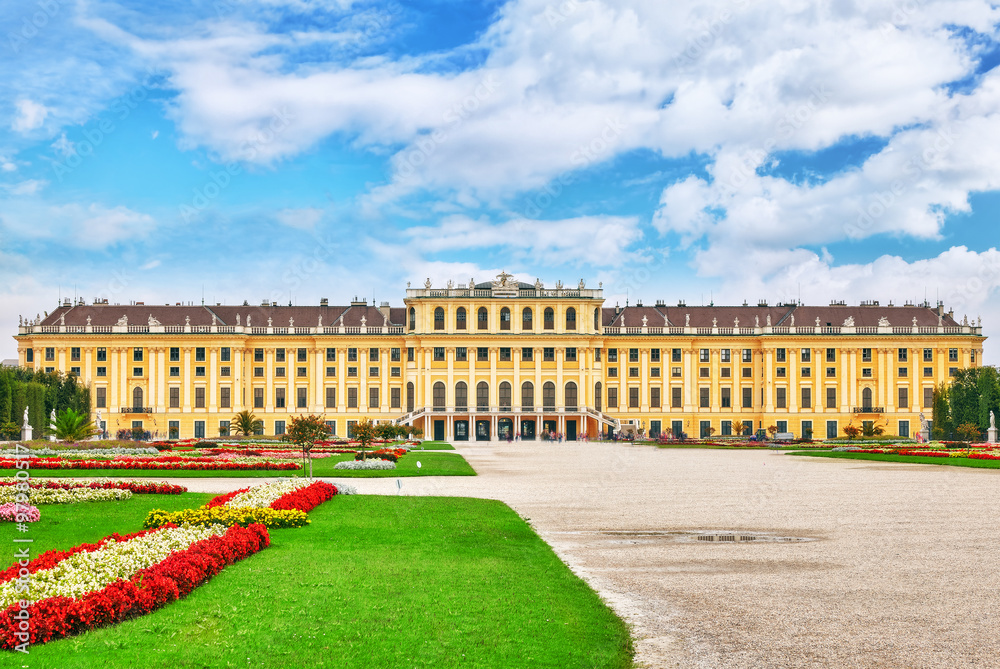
xmin=2 ymin=0 xmax=1000 ymax=362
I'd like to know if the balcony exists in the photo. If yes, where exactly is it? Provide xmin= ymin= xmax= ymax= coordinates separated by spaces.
xmin=852 ymin=407 xmax=886 ymax=414
xmin=120 ymin=407 xmax=155 ymax=414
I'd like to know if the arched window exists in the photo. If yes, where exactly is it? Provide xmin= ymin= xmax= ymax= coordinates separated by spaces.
xmin=544 ymin=307 xmax=554 ymax=330
xmin=477 ymin=381 xmax=490 ymax=411
xmin=500 ymin=307 xmax=511 ymax=331
xmin=477 ymin=307 xmax=488 ymax=330
xmin=132 ymin=386 xmax=143 ymax=410
xmin=565 ymin=382 xmax=578 ymax=410
xmin=434 ymin=307 xmax=445 ymax=331
xmin=408 ymin=307 xmax=416 ymax=331
xmin=594 ymin=307 xmax=600 ymax=331
xmin=543 ymin=382 xmax=556 ymax=410
xmin=594 ymin=382 xmax=602 ymax=411
xmin=522 ymin=307 xmax=533 ymax=330
xmin=406 ymin=382 xmax=415 ymax=412
xmin=862 ymin=387 xmax=873 ymax=409
xmin=456 ymin=307 xmax=467 ymax=330
xmin=499 ymin=381 xmax=512 ymax=410
xmin=521 ymin=381 xmax=534 ymax=410
xmin=433 ymin=382 xmax=446 ymax=411
xmin=455 ymin=381 xmax=468 ymax=410
xmin=566 ymin=307 xmax=576 ymax=331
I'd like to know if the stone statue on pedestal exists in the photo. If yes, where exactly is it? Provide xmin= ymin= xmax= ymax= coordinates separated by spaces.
xmin=989 ymin=411 xmax=997 ymax=444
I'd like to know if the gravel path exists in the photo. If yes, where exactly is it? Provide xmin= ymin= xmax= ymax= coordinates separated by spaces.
xmin=158 ymin=443 xmax=1000 ymax=667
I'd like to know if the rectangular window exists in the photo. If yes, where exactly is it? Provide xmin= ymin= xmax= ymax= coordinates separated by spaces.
xmin=522 ymin=347 xmax=533 ymax=361
xmin=721 ymin=420 xmax=732 ymax=436
xmin=195 ymin=347 xmax=206 ymax=362
xmin=923 ymin=348 xmax=933 ymax=362
xmin=672 ymin=348 xmax=682 ymax=362
xmin=133 ymin=367 xmax=143 ymax=377
xmin=326 ymin=387 xmax=337 ymax=408
xmin=391 ymin=367 xmax=401 ymax=377
xmin=220 ymin=387 xmax=231 ymax=409
xmin=97 ymin=347 xmax=107 ymax=362
xmin=166 ymin=347 xmax=178 ymax=362
xmin=801 ymin=367 xmax=811 ymax=377
xmin=220 ymin=347 xmax=231 ymax=362
xmin=801 ymin=387 xmax=812 ymax=409
xmin=899 ymin=420 xmax=910 ymax=438
xmin=651 ymin=387 xmax=661 ymax=408
xmin=297 ymin=388 xmax=307 ymax=409
xmin=924 ymin=367 xmax=933 ymax=377
xmin=776 ymin=348 xmax=786 ymax=362
xmin=195 ymin=366 xmax=206 ymax=377
xmin=45 ymin=347 xmax=54 ymax=361
xmin=369 ymin=348 xmax=378 ymax=362
xmin=651 ymin=367 xmax=661 ymax=378
xmin=801 ymin=349 xmax=811 ymax=362
xmin=651 ymin=349 xmax=661 ymax=362
xmin=924 ymin=387 xmax=934 ymax=408
xmin=368 ymin=387 xmax=379 ymax=408
xmin=348 ymin=388 xmax=358 ymax=408
xmin=275 ymin=367 xmax=285 ymax=378
xmin=742 ymin=387 xmax=753 ymax=408
xmin=608 ymin=387 xmax=618 ymax=408
xmin=169 ymin=387 xmax=180 ymax=408
xmin=254 ymin=387 xmax=264 ymax=409
xmin=327 ymin=348 xmax=337 ymax=362
xmin=219 ymin=420 xmax=230 ymax=437
xmin=608 ymin=368 xmax=618 ymax=378
xmin=96 ymin=366 xmax=107 ymax=377
xmin=326 ymin=366 xmax=336 ymax=377
xmin=390 ymin=387 xmax=401 ymax=409
xmin=133 ymin=347 xmax=143 ymax=362
xmin=700 ymin=348 xmax=709 ymax=362
xmin=254 ymin=348 xmax=264 ymax=362
xmin=826 ymin=367 xmax=836 ymax=377
xmin=898 ymin=348 xmax=908 ymax=362
xmin=671 ymin=387 xmax=682 ymax=408
xmin=630 ymin=367 xmax=640 ymax=378
xmin=700 ymin=367 xmax=709 ymax=378
xmin=826 ymin=420 xmax=838 ymax=439
xmin=721 ymin=387 xmax=731 ymax=408
xmin=776 ymin=387 xmax=786 ymax=409
xmin=608 ymin=349 xmax=618 ymax=362
xmin=801 ymin=420 xmax=813 ymax=440
xmin=826 ymin=387 xmax=837 ymax=408
xmin=862 ymin=368 xmax=872 ymax=378
xmin=326 ymin=421 xmax=337 ymax=436
xmin=96 ymin=387 xmax=107 ymax=408
xmin=672 ymin=367 xmax=682 ymax=377
xmin=742 ymin=349 xmax=752 ymax=363
xmin=898 ymin=387 xmax=909 ymax=408
xmin=275 ymin=348 xmax=285 ymax=363
xmin=369 ymin=367 xmax=379 ymax=378
xmin=298 ymin=367 xmax=309 ymax=377
xmin=742 ymin=367 xmax=752 ymax=378
xmin=776 ymin=367 xmax=786 ymax=377
xmin=898 ymin=367 xmax=908 ymax=378
xmin=275 ymin=388 xmax=286 ymax=409
xmin=949 ymin=367 xmax=958 ymax=376
xmin=543 ymin=347 xmax=555 ymax=362
xmin=70 ymin=347 xmax=80 ymax=361
xmin=776 ymin=420 xmax=787 ymax=434
xmin=862 ymin=348 xmax=872 ymax=363
xmin=700 ymin=387 xmax=710 ymax=408
xmin=720 ymin=349 xmax=731 ymax=363
xmin=25 ymin=349 xmax=33 ymax=363
xmin=500 ymin=347 xmax=511 ymax=362
xmin=297 ymin=348 xmax=307 ymax=362
xmin=254 ymin=367 xmax=264 ymax=378
xmin=630 ymin=348 xmax=639 ymax=362
xmin=565 ymin=347 xmax=577 ymax=362
xmin=456 ymin=347 xmax=468 ymax=362
xmin=69 ymin=366 xmax=80 ymax=377
xmin=348 ymin=348 xmax=358 ymax=362
xmin=347 ymin=367 xmax=357 ymax=377
xmin=195 ymin=387 xmax=206 ymax=409
xmin=594 ymin=349 xmax=601 ymax=362
xmin=949 ymin=348 xmax=958 ymax=362
xmin=275 ymin=421 xmax=285 ymax=436
xmin=826 ymin=348 xmax=836 ymax=362
xmin=478 ymin=347 xmax=489 ymax=362
xmin=391 ymin=348 xmax=401 ymax=362
xmin=700 ymin=421 xmax=711 ymax=439
xmin=407 ymin=347 xmax=414 ymax=362
xmin=629 ymin=387 xmax=639 ymax=408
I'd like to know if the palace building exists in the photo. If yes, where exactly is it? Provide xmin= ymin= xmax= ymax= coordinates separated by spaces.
xmin=13 ymin=273 xmax=986 ymax=442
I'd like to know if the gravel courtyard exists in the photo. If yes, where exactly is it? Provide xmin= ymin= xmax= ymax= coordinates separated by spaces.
xmin=177 ymin=443 xmax=1000 ymax=668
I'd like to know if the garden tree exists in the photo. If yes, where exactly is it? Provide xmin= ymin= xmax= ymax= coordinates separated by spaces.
xmin=286 ymin=415 xmax=331 ymax=479
xmin=0 ymin=372 xmax=10 ymax=424
xmin=843 ymin=422 xmax=861 ymax=439
xmin=230 ymin=410 xmax=263 ymax=437
xmin=0 ymin=422 xmax=18 ymax=440
xmin=353 ymin=418 xmax=377 ymax=459
xmin=0 ymin=368 xmax=90 ymax=437
xmin=766 ymin=424 xmax=778 ymax=439
xmin=731 ymin=420 xmax=746 ymax=438
xmin=931 ymin=383 xmax=952 ymax=440
xmin=374 ymin=422 xmax=402 ymax=443
xmin=956 ymin=421 xmax=982 ymax=443
xmin=52 ymin=408 xmax=100 ymax=442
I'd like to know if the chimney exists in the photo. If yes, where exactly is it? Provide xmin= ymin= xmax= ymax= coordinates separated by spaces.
xmin=320 ymin=298 xmax=329 ymax=307
xmin=379 ymin=301 xmax=391 ymax=322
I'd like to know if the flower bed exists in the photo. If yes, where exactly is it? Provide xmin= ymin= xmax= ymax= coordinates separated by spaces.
xmin=143 ymin=507 xmax=308 ymax=529
xmin=335 ymin=459 xmax=396 ymax=470
xmin=0 ymin=447 xmax=160 ymax=457
xmin=0 ymin=523 xmax=269 ymax=649
xmin=206 ymin=480 xmax=339 ymax=513
xmin=0 ymin=503 xmax=38 ymax=523
xmin=838 ymin=447 xmax=1000 ymax=461
xmin=0 ymin=487 xmax=132 ymax=505
xmin=0 ymin=457 xmax=300 ymax=472
xmin=0 ymin=478 xmax=187 ymax=494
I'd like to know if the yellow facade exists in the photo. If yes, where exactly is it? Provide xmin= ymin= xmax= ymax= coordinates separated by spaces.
xmin=14 ymin=275 xmax=985 ymax=441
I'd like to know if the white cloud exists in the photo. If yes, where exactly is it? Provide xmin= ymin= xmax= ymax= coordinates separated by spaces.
xmin=4 ymin=180 xmax=46 ymax=196
xmin=275 ymin=207 xmax=324 ymax=230
xmin=151 ymin=130 xmax=159 ymax=140
xmin=11 ymin=99 xmax=50 ymax=133
xmin=0 ymin=200 xmax=156 ymax=249
xmin=50 ymin=133 xmax=75 ymax=157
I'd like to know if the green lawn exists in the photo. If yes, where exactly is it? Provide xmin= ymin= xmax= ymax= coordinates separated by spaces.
xmin=411 ymin=440 xmax=455 ymax=450
xmin=15 ymin=495 xmax=633 ymax=669
xmin=786 ymin=450 xmax=1000 ymax=469
xmin=0 ymin=452 xmax=476 ymax=479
